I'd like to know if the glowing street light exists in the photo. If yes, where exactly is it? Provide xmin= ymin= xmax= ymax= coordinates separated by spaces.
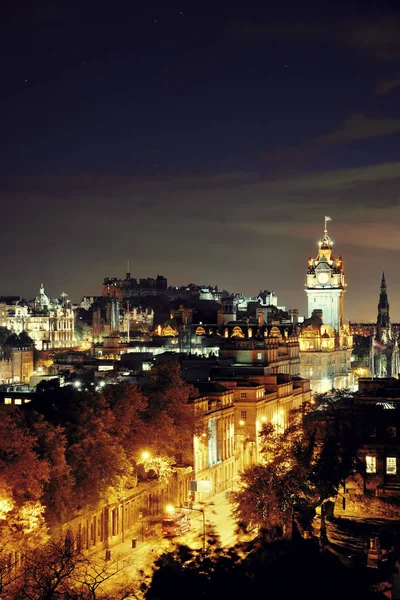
xmin=165 ymin=504 xmax=175 ymax=515
xmin=141 ymin=451 xmax=151 ymax=461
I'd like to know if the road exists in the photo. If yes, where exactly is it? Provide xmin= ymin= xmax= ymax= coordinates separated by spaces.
xmin=96 ymin=491 xmax=253 ymax=596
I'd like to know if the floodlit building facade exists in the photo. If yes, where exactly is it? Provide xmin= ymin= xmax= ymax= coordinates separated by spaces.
xmin=299 ymin=218 xmax=354 ymax=394
xmin=192 ymin=383 xmax=236 ymax=497
xmin=0 ymin=284 xmax=76 ymax=350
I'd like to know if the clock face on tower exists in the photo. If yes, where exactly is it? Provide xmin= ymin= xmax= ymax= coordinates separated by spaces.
xmin=317 ymin=272 xmax=329 ymax=284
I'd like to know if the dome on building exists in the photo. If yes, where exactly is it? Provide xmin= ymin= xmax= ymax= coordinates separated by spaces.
xmin=35 ymin=283 xmax=50 ymax=311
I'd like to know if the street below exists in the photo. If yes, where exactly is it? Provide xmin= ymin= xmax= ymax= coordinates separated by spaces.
xmin=96 ymin=491 xmax=253 ymax=595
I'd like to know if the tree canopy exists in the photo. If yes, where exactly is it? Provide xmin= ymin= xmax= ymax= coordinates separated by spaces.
xmin=232 ymin=397 xmax=363 ymax=539
xmin=0 ymin=407 xmax=50 ymax=550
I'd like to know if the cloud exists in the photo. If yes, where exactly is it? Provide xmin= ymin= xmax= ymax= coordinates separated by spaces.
xmin=375 ymin=78 xmax=400 ymax=96
xmin=279 ymin=160 xmax=400 ymax=192
xmin=262 ymin=114 xmax=400 ymax=166
xmin=318 ymin=114 xmax=400 ymax=143
xmin=236 ymin=209 xmax=400 ymax=253
xmin=231 ymin=13 xmax=400 ymax=61
xmin=344 ymin=15 xmax=400 ymax=60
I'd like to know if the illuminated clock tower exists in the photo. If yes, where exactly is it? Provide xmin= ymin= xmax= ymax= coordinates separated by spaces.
xmin=305 ymin=217 xmax=345 ymax=332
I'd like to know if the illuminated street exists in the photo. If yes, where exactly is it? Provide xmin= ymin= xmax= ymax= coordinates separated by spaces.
xmin=97 ymin=491 xmax=253 ymax=594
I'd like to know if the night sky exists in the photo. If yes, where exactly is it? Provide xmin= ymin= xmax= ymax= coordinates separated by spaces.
xmin=1 ymin=1 xmax=400 ymax=321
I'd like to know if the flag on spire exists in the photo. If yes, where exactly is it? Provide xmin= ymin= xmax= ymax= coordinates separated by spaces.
xmin=324 ymin=215 xmax=332 ymax=232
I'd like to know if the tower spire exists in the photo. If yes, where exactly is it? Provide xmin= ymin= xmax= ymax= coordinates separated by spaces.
xmin=377 ymin=272 xmax=390 ymax=331
xmin=319 ymin=216 xmax=333 ymax=251
xmin=324 ymin=215 xmax=331 ymax=235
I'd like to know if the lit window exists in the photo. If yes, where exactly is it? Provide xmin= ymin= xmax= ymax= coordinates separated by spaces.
xmin=4 ymin=398 xmax=12 ymax=405
xmin=365 ymin=455 xmax=376 ymax=474
xmin=257 ymin=352 xmax=262 ymax=360
xmin=14 ymin=399 xmax=22 ymax=405
xmin=240 ymin=392 xmax=247 ymax=399
xmin=386 ymin=457 xmax=397 ymax=475
xmin=240 ymin=410 xmax=247 ymax=421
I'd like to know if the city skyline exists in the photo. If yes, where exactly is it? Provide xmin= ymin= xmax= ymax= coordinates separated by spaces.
xmin=1 ymin=2 xmax=400 ymax=321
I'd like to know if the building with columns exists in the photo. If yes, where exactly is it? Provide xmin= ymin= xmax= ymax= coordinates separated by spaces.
xmin=0 ymin=284 xmax=76 ymax=351
xmin=192 ymin=383 xmax=236 ymax=498
xmin=299 ymin=218 xmax=354 ymax=394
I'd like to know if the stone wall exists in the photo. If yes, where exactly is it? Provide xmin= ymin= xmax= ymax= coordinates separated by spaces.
xmin=53 ymin=468 xmax=194 ymax=554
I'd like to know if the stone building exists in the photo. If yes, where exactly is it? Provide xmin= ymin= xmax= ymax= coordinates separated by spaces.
xmin=299 ymin=218 xmax=354 ymax=394
xmin=192 ymin=383 xmax=236 ymax=498
xmin=1 ymin=284 xmax=75 ymax=350
xmin=155 ymin=302 xmax=301 ymax=374
xmin=329 ymin=378 xmax=400 ymax=499
xmin=102 ymin=272 xmax=168 ymax=299
xmin=0 ymin=340 xmax=33 ymax=384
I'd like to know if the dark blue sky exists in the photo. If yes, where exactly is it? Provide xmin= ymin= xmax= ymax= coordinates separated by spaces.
xmin=1 ymin=1 xmax=400 ymax=320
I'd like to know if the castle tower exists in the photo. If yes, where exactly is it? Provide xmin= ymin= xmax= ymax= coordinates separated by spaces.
xmin=305 ymin=216 xmax=345 ymax=332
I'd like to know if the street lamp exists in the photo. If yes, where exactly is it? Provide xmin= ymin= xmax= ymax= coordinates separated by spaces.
xmin=165 ymin=504 xmax=175 ymax=515
xmin=139 ymin=511 xmax=144 ymax=541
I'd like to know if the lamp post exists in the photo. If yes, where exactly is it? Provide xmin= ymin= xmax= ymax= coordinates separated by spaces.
xmin=187 ymin=506 xmax=206 ymax=554
xmin=139 ymin=511 xmax=144 ymax=541
xmin=319 ymin=502 xmax=327 ymax=552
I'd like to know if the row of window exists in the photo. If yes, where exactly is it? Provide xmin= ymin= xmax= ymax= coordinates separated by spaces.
xmin=239 ymin=388 xmax=265 ymax=399
xmin=366 ymin=426 xmax=397 ymax=438
xmin=3 ymin=397 xmax=31 ymax=405
xmin=366 ymin=455 xmax=397 ymax=475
